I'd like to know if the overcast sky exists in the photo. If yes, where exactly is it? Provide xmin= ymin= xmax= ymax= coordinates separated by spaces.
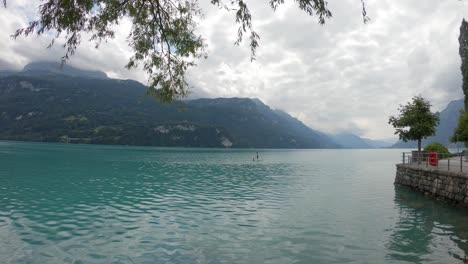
xmin=0 ymin=0 xmax=467 ymax=140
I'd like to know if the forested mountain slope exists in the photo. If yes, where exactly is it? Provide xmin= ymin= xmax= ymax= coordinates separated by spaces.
xmin=0 ymin=63 xmax=338 ymax=148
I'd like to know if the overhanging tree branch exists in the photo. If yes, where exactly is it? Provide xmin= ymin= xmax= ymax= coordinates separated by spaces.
xmin=5 ymin=0 xmax=370 ymax=102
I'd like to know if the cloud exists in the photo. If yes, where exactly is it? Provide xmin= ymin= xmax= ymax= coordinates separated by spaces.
xmin=189 ymin=0 xmax=468 ymax=139
xmin=1 ymin=0 xmax=467 ymax=139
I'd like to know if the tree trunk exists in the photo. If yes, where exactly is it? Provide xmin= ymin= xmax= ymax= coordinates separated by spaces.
xmin=418 ymin=138 xmax=422 ymax=164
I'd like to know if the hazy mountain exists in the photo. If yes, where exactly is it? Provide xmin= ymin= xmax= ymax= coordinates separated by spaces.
xmin=22 ymin=61 xmax=108 ymax=79
xmin=0 ymin=63 xmax=339 ymax=148
xmin=329 ymin=133 xmax=373 ymax=149
xmin=273 ymin=110 xmax=338 ymax=148
xmin=391 ymin=99 xmax=463 ymax=148
xmin=0 ymin=70 xmax=18 ymax=77
xmin=362 ymin=138 xmax=395 ymax=148
xmin=328 ymin=133 xmax=394 ymax=149
xmin=0 ymin=61 xmax=107 ymax=80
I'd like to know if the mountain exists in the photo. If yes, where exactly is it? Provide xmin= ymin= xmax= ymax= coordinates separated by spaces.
xmin=328 ymin=133 xmax=395 ymax=149
xmin=391 ymin=99 xmax=463 ymax=148
xmin=0 ymin=62 xmax=338 ymax=148
xmin=0 ymin=70 xmax=18 ymax=77
xmin=22 ymin=61 xmax=108 ymax=79
xmin=362 ymin=138 xmax=395 ymax=148
xmin=330 ymin=133 xmax=373 ymax=149
xmin=330 ymin=133 xmax=395 ymax=149
xmin=273 ymin=110 xmax=339 ymax=148
xmin=0 ymin=61 xmax=107 ymax=79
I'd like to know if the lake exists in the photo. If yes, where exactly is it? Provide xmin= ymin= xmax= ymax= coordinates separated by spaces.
xmin=1 ymin=141 xmax=468 ymax=263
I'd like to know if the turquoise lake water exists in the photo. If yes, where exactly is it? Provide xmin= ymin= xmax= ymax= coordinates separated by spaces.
xmin=1 ymin=141 xmax=468 ymax=263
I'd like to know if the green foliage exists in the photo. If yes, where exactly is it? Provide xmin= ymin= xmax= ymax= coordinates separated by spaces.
xmin=5 ymin=0 xmax=368 ymax=102
xmin=461 ymin=19 xmax=468 ymax=108
xmin=388 ymin=96 xmax=439 ymax=148
xmin=454 ymin=19 xmax=468 ymax=146
xmin=423 ymin=142 xmax=450 ymax=157
xmin=451 ymin=109 xmax=468 ymax=146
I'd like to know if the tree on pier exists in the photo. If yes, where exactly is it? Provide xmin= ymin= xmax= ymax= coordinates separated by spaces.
xmin=389 ymin=96 xmax=439 ymax=162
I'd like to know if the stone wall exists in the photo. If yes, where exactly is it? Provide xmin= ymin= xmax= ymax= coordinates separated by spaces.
xmin=395 ymin=164 xmax=468 ymax=207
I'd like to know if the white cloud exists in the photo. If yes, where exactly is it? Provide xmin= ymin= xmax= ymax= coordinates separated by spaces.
xmin=1 ymin=0 xmax=467 ymax=139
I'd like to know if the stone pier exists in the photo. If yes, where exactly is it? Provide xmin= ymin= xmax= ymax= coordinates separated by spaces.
xmin=395 ymin=164 xmax=468 ymax=207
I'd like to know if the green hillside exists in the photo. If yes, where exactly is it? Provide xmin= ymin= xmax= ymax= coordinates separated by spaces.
xmin=0 ymin=63 xmax=338 ymax=148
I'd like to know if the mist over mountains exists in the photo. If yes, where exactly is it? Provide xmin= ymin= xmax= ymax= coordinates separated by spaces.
xmin=0 ymin=62 xmax=395 ymax=148
xmin=330 ymin=133 xmax=395 ymax=149
xmin=0 ymin=61 xmax=108 ymax=79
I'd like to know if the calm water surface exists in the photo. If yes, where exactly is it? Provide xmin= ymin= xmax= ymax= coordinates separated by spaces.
xmin=1 ymin=141 xmax=468 ymax=263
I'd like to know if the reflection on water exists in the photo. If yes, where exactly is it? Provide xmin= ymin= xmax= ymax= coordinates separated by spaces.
xmin=1 ymin=141 xmax=468 ymax=263
xmin=388 ymin=186 xmax=468 ymax=263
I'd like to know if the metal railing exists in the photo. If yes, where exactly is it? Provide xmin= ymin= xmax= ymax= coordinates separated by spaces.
xmin=401 ymin=151 xmax=468 ymax=174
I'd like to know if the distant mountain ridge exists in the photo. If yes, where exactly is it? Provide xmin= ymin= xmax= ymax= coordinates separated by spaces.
xmin=22 ymin=61 xmax=108 ymax=79
xmin=362 ymin=138 xmax=395 ymax=148
xmin=391 ymin=99 xmax=463 ymax=148
xmin=0 ymin=61 xmax=108 ymax=79
xmin=0 ymin=62 xmax=341 ymax=148
xmin=0 ymin=62 xmax=396 ymax=149
xmin=330 ymin=133 xmax=372 ymax=149
xmin=329 ymin=133 xmax=394 ymax=149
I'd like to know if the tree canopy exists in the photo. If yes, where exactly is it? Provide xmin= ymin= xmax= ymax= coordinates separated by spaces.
xmin=423 ymin=142 xmax=450 ymax=157
xmin=453 ymin=19 xmax=468 ymax=145
xmin=460 ymin=19 xmax=468 ymax=108
xmin=452 ymin=109 xmax=468 ymax=146
xmin=388 ymin=96 xmax=439 ymax=153
xmin=3 ymin=0 xmax=369 ymax=102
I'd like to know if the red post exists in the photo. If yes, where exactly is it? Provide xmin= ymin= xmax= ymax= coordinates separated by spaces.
xmin=429 ymin=151 xmax=438 ymax=166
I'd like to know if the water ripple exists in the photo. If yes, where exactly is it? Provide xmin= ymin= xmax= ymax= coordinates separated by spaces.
xmin=1 ymin=142 xmax=468 ymax=263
